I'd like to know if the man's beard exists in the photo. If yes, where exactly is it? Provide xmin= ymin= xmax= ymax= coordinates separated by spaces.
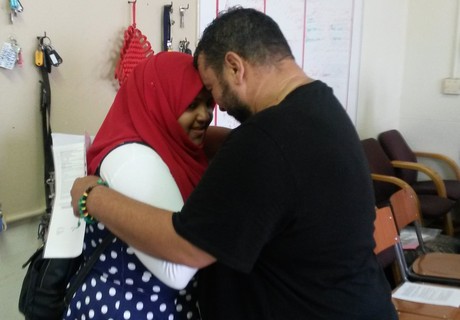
xmin=219 ymin=77 xmax=252 ymax=123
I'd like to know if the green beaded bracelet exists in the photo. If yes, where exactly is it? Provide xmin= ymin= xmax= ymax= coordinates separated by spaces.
xmin=78 ymin=178 xmax=108 ymax=224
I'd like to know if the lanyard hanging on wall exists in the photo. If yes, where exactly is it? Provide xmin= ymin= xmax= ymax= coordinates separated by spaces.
xmin=163 ymin=3 xmax=173 ymax=51
xmin=9 ymin=0 xmax=23 ymax=24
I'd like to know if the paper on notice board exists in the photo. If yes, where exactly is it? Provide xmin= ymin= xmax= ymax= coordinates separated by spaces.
xmin=43 ymin=133 xmax=90 ymax=258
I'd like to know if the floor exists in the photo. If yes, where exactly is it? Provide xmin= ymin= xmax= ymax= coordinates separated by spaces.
xmin=0 ymin=216 xmax=42 ymax=319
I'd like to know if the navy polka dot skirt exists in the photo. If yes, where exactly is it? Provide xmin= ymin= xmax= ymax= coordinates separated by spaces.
xmin=63 ymin=223 xmax=201 ymax=320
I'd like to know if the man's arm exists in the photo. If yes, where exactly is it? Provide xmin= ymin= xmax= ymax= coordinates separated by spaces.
xmin=71 ymin=176 xmax=216 ymax=269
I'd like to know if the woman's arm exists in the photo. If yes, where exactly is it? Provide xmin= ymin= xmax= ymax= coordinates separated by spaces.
xmin=98 ymin=143 xmax=201 ymax=289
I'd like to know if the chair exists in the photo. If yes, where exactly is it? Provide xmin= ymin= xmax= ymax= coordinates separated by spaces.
xmin=374 ymin=206 xmax=400 ymax=256
xmin=203 ymin=126 xmax=232 ymax=161
xmin=373 ymin=206 xmax=460 ymax=319
xmin=361 ymin=138 xmax=455 ymax=235
xmin=378 ymin=129 xmax=460 ymax=201
xmin=389 ymin=186 xmax=460 ymax=286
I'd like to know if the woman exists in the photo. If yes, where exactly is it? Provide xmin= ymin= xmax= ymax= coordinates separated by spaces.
xmin=64 ymin=52 xmax=215 ymax=320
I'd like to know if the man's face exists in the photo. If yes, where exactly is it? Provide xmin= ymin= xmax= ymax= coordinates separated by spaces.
xmin=197 ymin=54 xmax=252 ymax=123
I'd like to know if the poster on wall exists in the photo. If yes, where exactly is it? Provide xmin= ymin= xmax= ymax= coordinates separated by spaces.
xmin=198 ymin=0 xmax=363 ymax=128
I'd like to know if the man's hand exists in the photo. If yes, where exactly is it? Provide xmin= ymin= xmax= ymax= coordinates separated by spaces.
xmin=71 ymin=175 xmax=101 ymax=217
xmin=70 ymin=174 xmax=216 ymax=268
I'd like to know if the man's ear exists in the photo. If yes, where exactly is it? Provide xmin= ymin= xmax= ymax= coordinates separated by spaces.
xmin=224 ymin=52 xmax=244 ymax=84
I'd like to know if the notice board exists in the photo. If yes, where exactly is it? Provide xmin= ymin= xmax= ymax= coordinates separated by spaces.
xmin=198 ymin=0 xmax=363 ymax=128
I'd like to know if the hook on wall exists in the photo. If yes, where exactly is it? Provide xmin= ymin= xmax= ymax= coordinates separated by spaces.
xmin=37 ymin=31 xmax=51 ymax=47
xmin=128 ymin=0 xmax=138 ymax=27
xmin=179 ymin=4 xmax=190 ymax=28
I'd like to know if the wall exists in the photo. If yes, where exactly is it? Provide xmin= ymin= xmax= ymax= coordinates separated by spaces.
xmin=356 ymin=0 xmax=408 ymax=137
xmin=357 ymin=0 xmax=460 ymax=179
xmin=400 ymin=0 xmax=460 ymax=175
xmin=0 ymin=0 xmax=198 ymax=222
xmin=2 ymin=0 xmax=460 ymax=221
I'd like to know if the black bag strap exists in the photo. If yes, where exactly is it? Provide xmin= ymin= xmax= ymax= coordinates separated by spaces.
xmin=64 ymin=233 xmax=115 ymax=305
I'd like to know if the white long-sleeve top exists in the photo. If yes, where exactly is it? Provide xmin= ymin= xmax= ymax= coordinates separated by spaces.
xmin=99 ymin=142 xmax=197 ymax=290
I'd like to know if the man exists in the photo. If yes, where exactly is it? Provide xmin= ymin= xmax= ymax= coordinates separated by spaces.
xmin=71 ymin=7 xmax=397 ymax=319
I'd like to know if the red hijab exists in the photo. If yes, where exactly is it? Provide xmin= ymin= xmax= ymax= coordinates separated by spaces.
xmin=87 ymin=51 xmax=208 ymax=200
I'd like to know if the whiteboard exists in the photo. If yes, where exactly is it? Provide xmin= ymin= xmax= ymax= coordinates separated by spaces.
xmin=198 ymin=0 xmax=363 ymax=128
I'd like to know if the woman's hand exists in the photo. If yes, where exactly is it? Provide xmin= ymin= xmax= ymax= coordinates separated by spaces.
xmin=71 ymin=176 xmax=101 ymax=217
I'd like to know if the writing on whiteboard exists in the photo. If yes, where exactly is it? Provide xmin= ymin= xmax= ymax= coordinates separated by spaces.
xmin=199 ymin=0 xmax=362 ymax=128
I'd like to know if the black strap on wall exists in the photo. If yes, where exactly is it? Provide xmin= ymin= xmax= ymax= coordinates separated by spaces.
xmin=36 ymin=33 xmax=62 ymax=241
xmin=39 ymin=67 xmax=53 ymax=216
xmin=163 ymin=5 xmax=172 ymax=51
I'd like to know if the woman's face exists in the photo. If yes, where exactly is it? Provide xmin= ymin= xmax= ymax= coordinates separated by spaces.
xmin=178 ymin=89 xmax=214 ymax=145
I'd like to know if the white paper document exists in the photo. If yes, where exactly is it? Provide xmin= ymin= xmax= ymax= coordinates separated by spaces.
xmin=43 ymin=133 xmax=89 ymax=258
xmin=392 ymin=282 xmax=460 ymax=308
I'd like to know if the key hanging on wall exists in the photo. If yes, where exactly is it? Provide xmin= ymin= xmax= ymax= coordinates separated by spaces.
xmin=179 ymin=4 xmax=189 ymax=28
xmin=44 ymin=45 xmax=63 ymax=68
xmin=9 ymin=0 xmax=23 ymax=24
xmin=0 ymin=36 xmax=22 ymax=70
xmin=35 ymin=43 xmax=44 ymax=67
xmin=36 ymin=33 xmax=63 ymax=73
xmin=178 ymin=38 xmax=192 ymax=55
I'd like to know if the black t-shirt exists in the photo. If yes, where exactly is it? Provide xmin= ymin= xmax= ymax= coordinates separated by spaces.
xmin=173 ymin=81 xmax=397 ymax=320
